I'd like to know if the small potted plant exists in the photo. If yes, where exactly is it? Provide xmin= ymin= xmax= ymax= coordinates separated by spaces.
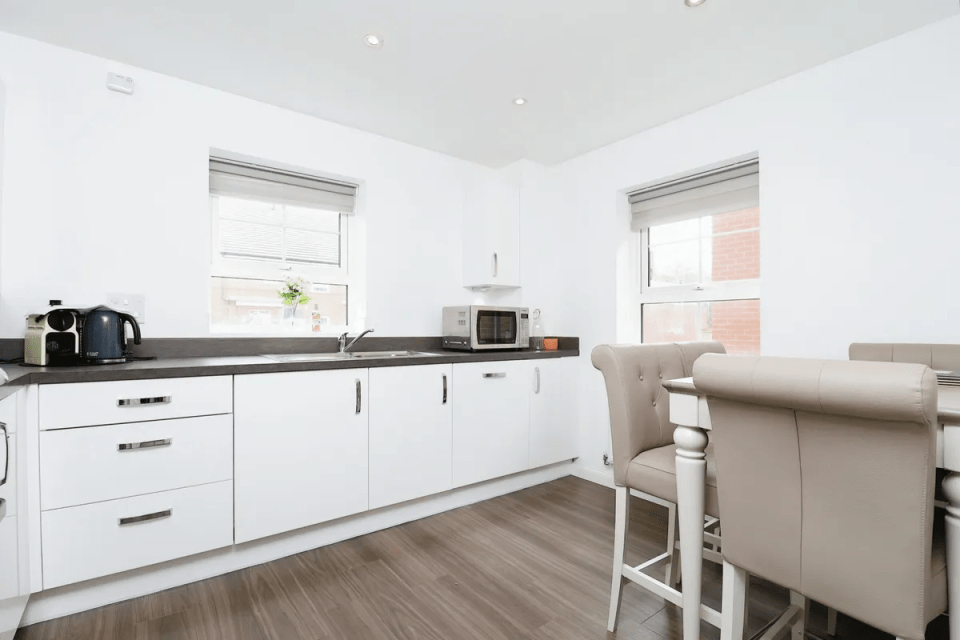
xmin=278 ymin=277 xmax=311 ymax=323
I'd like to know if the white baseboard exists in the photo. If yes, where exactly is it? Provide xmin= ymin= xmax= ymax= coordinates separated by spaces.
xmin=570 ymin=462 xmax=615 ymax=488
xmin=21 ymin=462 xmax=574 ymax=627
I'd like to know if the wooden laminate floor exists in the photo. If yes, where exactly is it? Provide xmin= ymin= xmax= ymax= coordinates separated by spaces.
xmin=15 ymin=476 xmax=948 ymax=640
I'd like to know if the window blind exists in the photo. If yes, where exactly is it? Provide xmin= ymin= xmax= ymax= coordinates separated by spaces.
xmin=209 ymin=158 xmax=357 ymax=214
xmin=628 ymin=158 xmax=759 ymax=231
xmin=216 ymin=197 xmax=341 ymax=266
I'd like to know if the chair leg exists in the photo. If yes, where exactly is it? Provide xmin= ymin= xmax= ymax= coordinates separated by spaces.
xmin=826 ymin=607 xmax=837 ymax=636
xmin=790 ymin=591 xmax=809 ymax=640
xmin=668 ymin=507 xmax=682 ymax=588
xmin=608 ymin=486 xmax=630 ymax=632
xmin=665 ymin=500 xmax=677 ymax=585
xmin=721 ymin=560 xmax=747 ymax=640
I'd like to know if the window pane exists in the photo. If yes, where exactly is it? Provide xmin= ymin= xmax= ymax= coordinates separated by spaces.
xmin=642 ymin=302 xmax=699 ymax=344
xmin=284 ymin=228 xmax=340 ymax=265
xmin=713 ymin=207 xmax=759 ymax=233
xmin=649 ymin=217 xmax=699 ymax=245
xmin=649 ymin=240 xmax=699 ymax=286
xmin=219 ymin=196 xmax=283 ymax=225
xmin=711 ymin=229 xmax=759 ymax=282
xmin=219 ymin=220 xmax=283 ymax=261
xmin=210 ymin=277 xmax=347 ymax=332
xmin=702 ymin=299 xmax=760 ymax=355
xmin=642 ymin=299 xmax=760 ymax=354
xmin=285 ymin=206 xmax=340 ymax=233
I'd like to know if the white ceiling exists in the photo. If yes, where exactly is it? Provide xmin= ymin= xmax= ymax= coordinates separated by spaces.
xmin=0 ymin=0 xmax=956 ymax=167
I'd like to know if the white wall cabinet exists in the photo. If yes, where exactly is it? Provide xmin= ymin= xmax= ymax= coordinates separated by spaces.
xmin=369 ymin=364 xmax=452 ymax=510
xmin=452 ymin=360 xmax=531 ymax=487
xmin=529 ymin=358 xmax=579 ymax=468
xmin=234 ymin=369 xmax=370 ymax=544
xmin=463 ymin=179 xmax=521 ymax=289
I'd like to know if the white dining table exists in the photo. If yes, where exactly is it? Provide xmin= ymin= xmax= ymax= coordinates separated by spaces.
xmin=663 ymin=377 xmax=960 ymax=640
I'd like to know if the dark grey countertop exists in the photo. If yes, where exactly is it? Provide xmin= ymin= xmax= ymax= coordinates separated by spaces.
xmin=0 ymin=347 xmax=579 ymax=397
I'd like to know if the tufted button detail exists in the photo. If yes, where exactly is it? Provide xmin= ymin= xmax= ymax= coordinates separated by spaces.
xmin=639 ymin=376 xmax=643 ymax=381
xmin=652 ymin=401 xmax=657 ymax=407
xmin=659 ymin=373 xmax=663 ymax=379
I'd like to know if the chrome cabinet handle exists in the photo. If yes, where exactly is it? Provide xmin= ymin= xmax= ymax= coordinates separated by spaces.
xmin=442 ymin=374 xmax=448 ymax=404
xmin=356 ymin=379 xmax=362 ymax=414
xmin=483 ymin=372 xmax=506 ymax=379
xmin=118 ymin=396 xmax=172 ymax=407
xmin=119 ymin=509 xmax=171 ymax=526
xmin=0 ymin=423 xmax=8 ymax=487
xmin=535 ymin=367 xmax=541 ymax=394
xmin=118 ymin=438 xmax=172 ymax=452
xmin=492 ymin=252 xmax=498 ymax=277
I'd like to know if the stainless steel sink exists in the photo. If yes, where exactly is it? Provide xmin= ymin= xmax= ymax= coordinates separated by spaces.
xmin=262 ymin=351 xmax=439 ymax=363
xmin=348 ymin=350 xmax=440 ymax=359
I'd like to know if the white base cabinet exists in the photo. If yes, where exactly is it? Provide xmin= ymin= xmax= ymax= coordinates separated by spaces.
xmin=452 ymin=360 xmax=531 ymax=487
xmin=369 ymin=364 xmax=453 ymax=510
xmin=529 ymin=357 xmax=579 ymax=468
xmin=234 ymin=369 xmax=370 ymax=544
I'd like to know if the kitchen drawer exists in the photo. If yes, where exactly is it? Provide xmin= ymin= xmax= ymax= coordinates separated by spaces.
xmin=39 ymin=376 xmax=233 ymax=430
xmin=40 ymin=415 xmax=233 ymax=511
xmin=41 ymin=480 xmax=233 ymax=589
xmin=0 ymin=433 xmax=16 ymax=517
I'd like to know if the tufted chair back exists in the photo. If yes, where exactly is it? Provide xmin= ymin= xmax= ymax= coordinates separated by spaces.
xmin=850 ymin=342 xmax=960 ymax=371
xmin=591 ymin=341 xmax=725 ymax=486
xmin=694 ymin=354 xmax=941 ymax=640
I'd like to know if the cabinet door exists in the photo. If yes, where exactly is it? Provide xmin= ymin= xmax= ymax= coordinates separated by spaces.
xmin=0 ymin=516 xmax=17 ymax=601
xmin=235 ymin=369 xmax=369 ymax=544
xmin=463 ymin=180 xmax=520 ymax=288
xmin=369 ymin=364 xmax=452 ymax=510
xmin=529 ymin=358 xmax=580 ymax=468
xmin=452 ymin=360 xmax=530 ymax=487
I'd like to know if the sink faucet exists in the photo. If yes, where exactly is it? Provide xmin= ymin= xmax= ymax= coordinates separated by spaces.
xmin=339 ymin=329 xmax=374 ymax=353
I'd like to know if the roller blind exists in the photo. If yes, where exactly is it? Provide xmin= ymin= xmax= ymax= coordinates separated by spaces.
xmin=209 ymin=158 xmax=357 ymax=213
xmin=628 ymin=158 xmax=759 ymax=232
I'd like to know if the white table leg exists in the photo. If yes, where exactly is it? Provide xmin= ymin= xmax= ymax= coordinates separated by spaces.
xmin=943 ymin=471 xmax=960 ymax=640
xmin=675 ymin=424 xmax=710 ymax=640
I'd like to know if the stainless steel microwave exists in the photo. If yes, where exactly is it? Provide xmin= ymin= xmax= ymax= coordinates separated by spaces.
xmin=442 ymin=306 xmax=529 ymax=351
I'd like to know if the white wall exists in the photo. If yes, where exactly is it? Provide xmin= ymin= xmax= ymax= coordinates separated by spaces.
xmin=0 ymin=32 xmax=529 ymax=338
xmin=562 ymin=15 xmax=960 ymax=478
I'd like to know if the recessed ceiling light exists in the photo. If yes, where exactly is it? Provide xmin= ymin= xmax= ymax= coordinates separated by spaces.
xmin=513 ymin=98 xmax=527 ymax=106
xmin=685 ymin=0 xmax=706 ymax=5
xmin=364 ymin=34 xmax=383 ymax=47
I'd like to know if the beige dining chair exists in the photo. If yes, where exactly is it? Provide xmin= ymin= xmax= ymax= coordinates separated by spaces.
xmin=592 ymin=341 xmax=725 ymax=632
xmin=694 ymin=354 xmax=945 ymax=640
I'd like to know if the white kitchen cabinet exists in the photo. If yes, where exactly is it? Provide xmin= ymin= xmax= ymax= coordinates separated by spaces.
xmin=234 ymin=369 xmax=369 ymax=544
xmin=369 ymin=364 xmax=452 ymax=510
xmin=529 ymin=357 xmax=580 ymax=469
xmin=0 ymin=392 xmax=27 ymax=640
xmin=463 ymin=179 xmax=521 ymax=289
xmin=452 ymin=360 xmax=530 ymax=487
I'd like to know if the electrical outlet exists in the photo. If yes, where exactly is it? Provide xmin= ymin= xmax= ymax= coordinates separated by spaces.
xmin=106 ymin=293 xmax=146 ymax=324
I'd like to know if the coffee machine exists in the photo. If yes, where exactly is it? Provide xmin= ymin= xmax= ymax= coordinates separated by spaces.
xmin=24 ymin=301 xmax=81 ymax=366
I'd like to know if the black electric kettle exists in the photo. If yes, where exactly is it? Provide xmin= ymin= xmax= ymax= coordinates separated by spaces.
xmin=80 ymin=306 xmax=141 ymax=364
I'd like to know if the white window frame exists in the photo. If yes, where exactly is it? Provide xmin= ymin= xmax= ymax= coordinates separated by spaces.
xmin=208 ymin=173 xmax=363 ymax=337
xmin=635 ymin=221 xmax=760 ymax=343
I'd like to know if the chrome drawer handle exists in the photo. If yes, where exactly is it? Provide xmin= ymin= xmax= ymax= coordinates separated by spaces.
xmin=118 ymin=438 xmax=172 ymax=452
xmin=483 ymin=372 xmax=506 ymax=379
xmin=356 ymin=379 xmax=362 ymax=415
xmin=442 ymin=374 xmax=448 ymax=404
xmin=119 ymin=509 xmax=172 ymax=526
xmin=535 ymin=367 xmax=541 ymax=394
xmin=492 ymin=252 xmax=498 ymax=277
xmin=118 ymin=396 xmax=172 ymax=407
xmin=0 ymin=423 xmax=8 ymax=487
